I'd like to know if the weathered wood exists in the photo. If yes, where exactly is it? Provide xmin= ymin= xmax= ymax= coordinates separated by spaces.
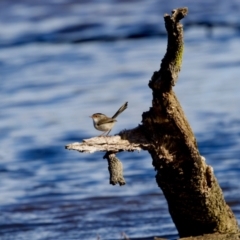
xmin=142 ymin=7 xmax=239 ymax=237
xmin=65 ymin=7 xmax=239 ymax=238
xmin=179 ymin=232 xmax=240 ymax=240
xmin=103 ymin=152 xmax=126 ymax=186
xmin=155 ymin=232 xmax=240 ymax=240
xmin=65 ymin=127 xmax=149 ymax=187
xmin=65 ymin=128 xmax=150 ymax=153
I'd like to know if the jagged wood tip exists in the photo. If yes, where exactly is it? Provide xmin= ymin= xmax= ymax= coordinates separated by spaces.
xmin=164 ymin=7 xmax=188 ymax=21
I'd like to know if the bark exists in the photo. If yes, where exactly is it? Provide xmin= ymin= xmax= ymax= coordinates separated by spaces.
xmin=65 ymin=7 xmax=239 ymax=238
xmin=155 ymin=232 xmax=240 ymax=240
xmin=141 ymin=7 xmax=239 ymax=237
xmin=179 ymin=232 xmax=240 ymax=240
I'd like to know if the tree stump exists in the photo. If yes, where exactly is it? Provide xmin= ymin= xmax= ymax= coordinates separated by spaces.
xmin=65 ymin=7 xmax=239 ymax=238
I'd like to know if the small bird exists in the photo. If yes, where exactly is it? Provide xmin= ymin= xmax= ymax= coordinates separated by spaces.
xmin=90 ymin=102 xmax=128 ymax=136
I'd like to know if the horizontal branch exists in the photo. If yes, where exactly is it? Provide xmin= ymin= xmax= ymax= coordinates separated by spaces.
xmin=65 ymin=128 xmax=150 ymax=153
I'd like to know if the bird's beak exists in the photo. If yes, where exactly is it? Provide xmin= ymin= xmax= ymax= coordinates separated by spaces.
xmin=89 ymin=116 xmax=93 ymax=118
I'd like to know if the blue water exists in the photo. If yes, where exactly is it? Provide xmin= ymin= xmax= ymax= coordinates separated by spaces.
xmin=0 ymin=1 xmax=240 ymax=239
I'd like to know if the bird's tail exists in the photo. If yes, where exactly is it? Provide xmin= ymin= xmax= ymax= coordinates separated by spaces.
xmin=111 ymin=102 xmax=128 ymax=119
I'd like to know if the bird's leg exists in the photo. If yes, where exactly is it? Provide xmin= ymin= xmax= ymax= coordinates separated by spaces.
xmin=97 ymin=130 xmax=111 ymax=137
xmin=106 ymin=129 xmax=112 ymax=136
xmin=98 ymin=132 xmax=106 ymax=137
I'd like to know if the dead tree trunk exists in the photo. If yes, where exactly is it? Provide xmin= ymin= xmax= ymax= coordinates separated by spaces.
xmin=141 ymin=7 xmax=239 ymax=237
xmin=65 ymin=7 xmax=239 ymax=238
